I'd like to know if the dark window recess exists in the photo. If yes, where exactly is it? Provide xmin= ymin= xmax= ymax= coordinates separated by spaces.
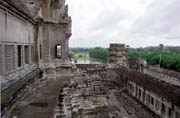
xmin=161 ymin=103 xmax=166 ymax=113
xmin=25 ymin=46 xmax=29 ymax=64
xmin=31 ymin=46 xmax=34 ymax=62
xmin=125 ymin=78 xmax=128 ymax=86
xmin=17 ymin=45 xmax=22 ymax=67
xmin=168 ymin=108 xmax=171 ymax=116
xmin=139 ymin=89 xmax=141 ymax=98
xmin=55 ymin=44 xmax=61 ymax=58
xmin=151 ymin=97 xmax=154 ymax=105
xmin=40 ymin=45 xmax=42 ymax=59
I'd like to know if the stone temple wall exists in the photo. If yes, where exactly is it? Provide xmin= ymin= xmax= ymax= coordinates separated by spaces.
xmin=105 ymin=65 xmax=180 ymax=118
xmin=0 ymin=0 xmax=37 ymax=76
xmin=0 ymin=0 xmax=39 ymax=112
xmin=0 ymin=0 xmax=72 ymax=76
xmin=0 ymin=0 xmax=72 ymax=112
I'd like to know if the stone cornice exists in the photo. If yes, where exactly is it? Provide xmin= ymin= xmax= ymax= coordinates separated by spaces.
xmin=0 ymin=0 xmax=37 ymax=25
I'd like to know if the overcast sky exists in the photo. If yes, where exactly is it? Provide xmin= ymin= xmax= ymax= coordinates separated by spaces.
xmin=66 ymin=0 xmax=180 ymax=48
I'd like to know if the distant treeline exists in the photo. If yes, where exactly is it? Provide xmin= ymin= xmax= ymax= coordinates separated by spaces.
xmin=70 ymin=46 xmax=180 ymax=71
xmin=89 ymin=47 xmax=108 ymax=62
xmin=70 ymin=48 xmax=93 ymax=53
xmin=128 ymin=46 xmax=180 ymax=72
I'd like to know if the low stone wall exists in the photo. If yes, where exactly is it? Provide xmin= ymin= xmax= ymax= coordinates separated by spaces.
xmin=143 ymin=67 xmax=180 ymax=87
xmin=146 ymin=66 xmax=180 ymax=79
xmin=1 ymin=65 xmax=41 ymax=109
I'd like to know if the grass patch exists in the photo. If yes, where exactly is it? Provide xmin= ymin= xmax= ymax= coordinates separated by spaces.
xmin=73 ymin=53 xmax=90 ymax=60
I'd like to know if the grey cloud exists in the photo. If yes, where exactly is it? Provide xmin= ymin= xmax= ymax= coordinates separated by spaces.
xmin=67 ymin=0 xmax=180 ymax=47
xmin=131 ymin=0 xmax=180 ymax=36
xmin=89 ymin=9 xmax=132 ymax=31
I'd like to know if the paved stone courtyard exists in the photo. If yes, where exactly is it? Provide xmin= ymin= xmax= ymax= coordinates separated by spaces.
xmin=8 ymin=75 xmax=157 ymax=118
xmin=9 ymin=78 xmax=62 ymax=118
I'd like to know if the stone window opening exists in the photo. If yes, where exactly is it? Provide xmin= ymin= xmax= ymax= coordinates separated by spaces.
xmin=17 ymin=45 xmax=22 ymax=67
xmin=31 ymin=46 xmax=34 ymax=62
xmin=40 ymin=45 xmax=42 ymax=59
xmin=5 ymin=45 xmax=15 ymax=74
xmin=124 ymin=77 xmax=128 ymax=86
xmin=55 ymin=44 xmax=62 ymax=58
xmin=138 ymin=89 xmax=141 ymax=98
xmin=25 ymin=45 xmax=29 ymax=64
xmin=168 ymin=108 xmax=172 ymax=117
xmin=161 ymin=103 xmax=166 ymax=114
xmin=151 ymin=97 xmax=154 ymax=106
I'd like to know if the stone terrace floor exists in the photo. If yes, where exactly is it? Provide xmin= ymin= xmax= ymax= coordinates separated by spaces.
xmin=9 ymin=77 xmax=62 ymax=118
xmin=7 ymin=76 xmax=157 ymax=118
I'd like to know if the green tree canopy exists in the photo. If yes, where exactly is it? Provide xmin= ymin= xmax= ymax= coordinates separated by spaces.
xmin=89 ymin=47 xmax=108 ymax=62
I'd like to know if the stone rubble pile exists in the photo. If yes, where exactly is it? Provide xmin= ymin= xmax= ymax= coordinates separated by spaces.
xmin=54 ymin=76 xmax=108 ymax=118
